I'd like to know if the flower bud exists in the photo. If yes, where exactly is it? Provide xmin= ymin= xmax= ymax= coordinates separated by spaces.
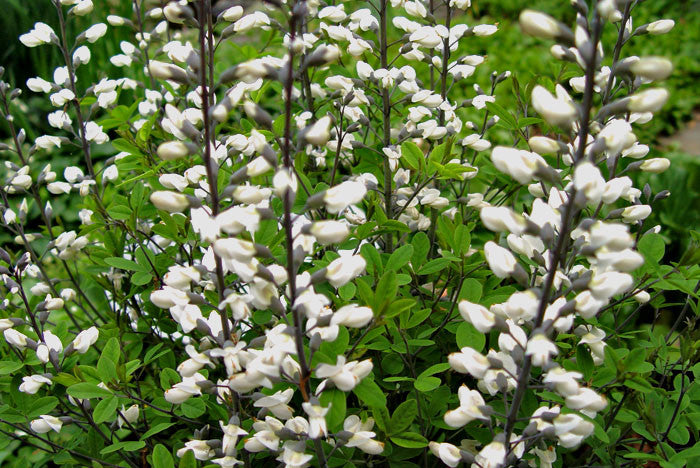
xmin=628 ymin=88 xmax=669 ymax=113
xmin=519 ymin=10 xmax=573 ymax=42
xmin=640 ymin=158 xmax=670 ymax=174
xmin=630 ymin=57 xmax=673 ymax=81
xmin=646 ymin=19 xmax=675 ymax=35
xmin=529 ymin=136 xmax=560 ymax=154
xmin=531 ymin=85 xmax=577 ymax=127
xmin=150 ymin=191 xmax=190 ymax=213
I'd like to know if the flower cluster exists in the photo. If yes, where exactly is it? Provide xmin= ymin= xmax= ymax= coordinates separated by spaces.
xmin=0 ymin=0 xmax=683 ymax=467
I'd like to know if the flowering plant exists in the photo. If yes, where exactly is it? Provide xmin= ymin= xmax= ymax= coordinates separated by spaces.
xmin=1 ymin=0 xmax=699 ymax=467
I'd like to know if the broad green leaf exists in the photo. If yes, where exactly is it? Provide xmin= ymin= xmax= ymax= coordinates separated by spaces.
xmin=418 ymin=363 xmax=451 ymax=379
xmin=372 ymin=406 xmax=391 ymax=433
xmin=353 ymin=378 xmax=386 ymax=407
xmin=28 ymin=397 xmax=58 ymax=418
xmin=456 ymin=322 xmax=486 ymax=351
xmin=638 ymin=233 xmax=665 ymax=265
xmin=320 ymin=389 xmax=346 ymax=431
xmin=104 ymin=257 xmax=149 ymax=272
xmin=67 ymin=383 xmax=113 ymax=399
xmin=0 ymin=361 xmax=22 ymax=375
xmin=141 ymin=423 xmax=177 ymax=440
xmin=100 ymin=440 xmax=145 ymax=454
xmin=93 ymin=396 xmax=118 ymax=424
xmin=152 ymin=444 xmax=175 ymax=468
xmin=414 ymin=376 xmax=441 ymax=392
xmin=390 ymin=399 xmax=417 ymax=434
xmin=390 ymin=432 xmax=428 ymax=448
xmin=181 ymin=397 xmax=206 ymax=418
xmin=385 ymin=244 xmax=414 ymax=272
xmin=417 ymin=258 xmax=451 ymax=275
xmin=401 ymin=141 xmax=424 ymax=172
xmin=576 ymin=345 xmax=595 ymax=380
xmin=179 ymin=448 xmax=196 ymax=468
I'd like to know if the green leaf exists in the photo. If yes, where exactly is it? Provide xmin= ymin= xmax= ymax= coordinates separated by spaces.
xmin=576 ymin=345 xmax=595 ymax=380
xmin=486 ymin=101 xmax=518 ymax=130
xmin=456 ymin=322 xmax=486 ymax=351
xmin=107 ymin=205 xmax=132 ymax=221
xmin=417 ymin=258 xmax=452 ymax=275
xmin=385 ymin=298 xmax=416 ymax=319
xmin=152 ymin=444 xmax=175 ymax=468
xmin=353 ymin=378 xmax=386 ymax=407
xmin=390 ymin=400 xmax=417 ymax=434
xmin=0 ymin=361 xmax=23 ymax=375
xmin=141 ymin=422 xmax=177 ymax=441
xmin=67 ymin=383 xmax=113 ymax=399
xmin=319 ymin=389 xmax=346 ymax=432
xmin=372 ymin=406 xmax=391 ymax=433
xmin=97 ymin=338 xmax=120 ymax=383
xmin=179 ymin=448 xmax=197 ymax=468
xmin=93 ymin=396 xmax=118 ymax=424
xmin=390 ymin=432 xmax=428 ymax=448
xmin=411 ymin=232 xmax=430 ymax=267
xmin=401 ymin=141 xmax=425 ymax=172
xmin=104 ymin=257 xmax=149 ymax=272
xmin=624 ymin=377 xmax=654 ymax=393
xmin=638 ymin=233 xmax=665 ymax=265
xmin=414 ymin=376 xmax=441 ymax=392
xmin=385 ymin=244 xmax=414 ymax=272
xmin=181 ymin=397 xmax=206 ymax=418
xmin=418 ymin=363 xmax=451 ymax=379
xmin=28 ymin=397 xmax=59 ymax=418
xmin=360 ymin=243 xmax=383 ymax=276
xmin=374 ymin=270 xmax=398 ymax=313
xmin=100 ymin=440 xmax=145 ymax=454
xmin=132 ymin=271 xmax=153 ymax=286
xmin=458 ymin=278 xmax=482 ymax=303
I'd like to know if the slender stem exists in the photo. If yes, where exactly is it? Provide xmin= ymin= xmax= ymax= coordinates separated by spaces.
xmin=379 ymin=0 xmax=393 ymax=251
xmin=198 ymin=0 xmax=230 ymax=340
xmin=504 ymin=11 xmax=603 ymax=452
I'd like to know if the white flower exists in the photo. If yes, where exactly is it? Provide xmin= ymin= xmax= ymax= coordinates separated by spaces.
xmin=303 ymin=116 xmax=332 ymax=146
xmin=628 ymin=88 xmax=669 ymax=113
xmin=484 ymin=241 xmax=518 ymax=279
xmin=474 ymin=440 xmax=506 ymax=468
xmin=316 ymin=356 xmax=373 ymax=391
xmin=72 ymin=0 xmax=94 ymax=16
xmin=458 ymin=300 xmax=495 ymax=333
xmin=20 ymin=22 xmax=56 ymax=47
xmin=429 ymin=442 xmax=461 ymax=467
xmin=491 ymin=146 xmax=548 ymax=184
xmin=302 ymin=402 xmax=329 ymax=439
xmin=480 ymin=206 xmax=526 ymax=235
xmin=565 ymin=387 xmax=607 ymax=414
xmin=574 ymin=162 xmax=605 ymax=204
xmin=4 ymin=329 xmax=28 ymax=348
xmin=519 ymin=10 xmax=565 ymax=39
xmin=117 ymin=405 xmax=139 ymax=429
xmin=331 ymin=304 xmax=373 ymax=328
xmin=234 ymin=12 xmax=270 ymax=33
xmin=325 ymin=255 xmax=366 ymax=288
xmin=254 ymin=389 xmax=295 ymax=420
xmin=309 ymin=221 xmax=349 ymax=245
xmin=176 ymin=440 xmax=214 ymax=461
xmin=640 ymin=158 xmax=670 ymax=173
xmin=621 ymin=205 xmax=652 ymax=223
xmin=30 ymin=415 xmax=63 ymax=433
xmin=84 ymin=23 xmax=108 ymax=43
xmin=531 ymin=85 xmax=577 ymax=127
xmin=647 ymin=19 xmax=675 ymax=35
xmin=19 ymin=375 xmax=52 ymax=394
xmin=150 ymin=191 xmax=189 ymax=213
xmin=525 ymin=334 xmax=558 ymax=367
xmin=444 ymin=385 xmax=488 ymax=427
xmin=449 ymin=347 xmax=489 ymax=378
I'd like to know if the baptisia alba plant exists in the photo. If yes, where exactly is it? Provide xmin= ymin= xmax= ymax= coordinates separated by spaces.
xmin=1 ymin=0 xmax=699 ymax=467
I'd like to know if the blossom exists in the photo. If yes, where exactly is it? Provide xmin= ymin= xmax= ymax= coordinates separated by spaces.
xmin=531 ymin=85 xmax=577 ymax=127
xmin=325 ymin=255 xmax=366 ymax=288
xmin=484 ymin=241 xmax=518 ymax=279
xmin=20 ymin=22 xmax=56 ymax=47
xmin=429 ymin=442 xmax=462 ymax=467
xmin=323 ymin=181 xmax=367 ymax=214
xmin=302 ymin=401 xmax=329 ymax=438
xmin=343 ymin=416 xmax=384 ymax=454
xmin=19 ymin=375 xmax=52 ymax=394
xmin=254 ymin=389 xmax=295 ymax=420
xmin=525 ymin=334 xmax=558 ymax=367
xmin=30 ymin=415 xmax=63 ymax=433
xmin=458 ymin=300 xmax=496 ymax=333
xmin=444 ymin=385 xmax=488 ymax=427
